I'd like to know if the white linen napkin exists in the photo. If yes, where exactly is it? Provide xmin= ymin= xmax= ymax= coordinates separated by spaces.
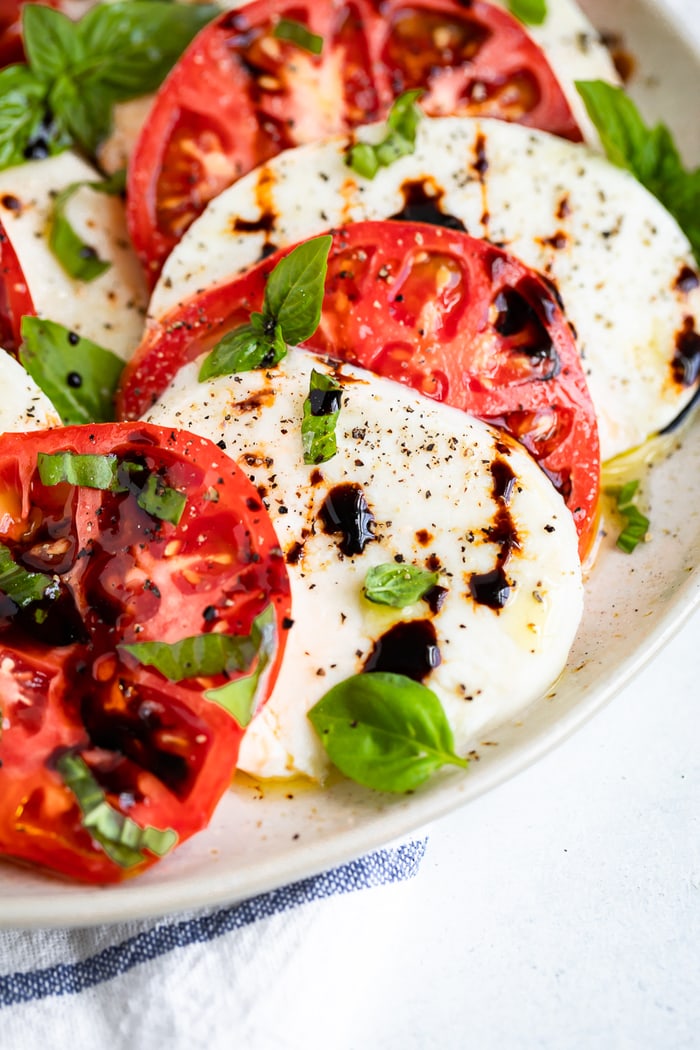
xmin=0 ymin=837 xmax=427 ymax=1049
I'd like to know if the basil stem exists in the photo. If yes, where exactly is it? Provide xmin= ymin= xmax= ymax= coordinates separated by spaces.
xmin=363 ymin=563 xmax=440 ymax=608
xmin=608 ymin=479 xmax=650 ymax=553
xmin=56 ymin=752 xmax=177 ymax=869
xmin=302 ymin=369 xmax=343 ymax=465
xmin=308 ymin=671 xmax=467 ymax=793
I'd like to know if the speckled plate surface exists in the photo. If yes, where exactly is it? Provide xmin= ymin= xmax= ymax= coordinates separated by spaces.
xmin=0 ymin=0 xmax=698 ymax=928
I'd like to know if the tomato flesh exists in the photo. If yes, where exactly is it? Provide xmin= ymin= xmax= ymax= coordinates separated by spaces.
xmin=0 ymin=218 xmax=34 ymax=356
xmin=0 ymin=423 xmax=291 ymax=882
xmin=117 ymin=222 xmax=600 ymax=558
xmin=127 ymin=0 xmax=582 ymax=283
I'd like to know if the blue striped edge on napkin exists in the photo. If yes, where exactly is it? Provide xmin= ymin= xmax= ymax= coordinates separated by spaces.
xmin=0 ymin=837 xmax=427 ymax=1009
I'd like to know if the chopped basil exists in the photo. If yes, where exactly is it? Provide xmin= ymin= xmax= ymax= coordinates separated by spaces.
xmin=56 ymin=752 xmax=177 ymax=869
xmin=0 ymin=543 xmax=60 ymax=608
xmin=363 ymin=563 xmax=440 ymax=608
xmin=507 ymin=0 xmax=547 ymax=26
xmin=199 ymin=235 xmax=332 ymax=381
xmin=273 ymin=18 xmax=323 ymax=55
xmin=347 ymin=90 xmax=423 ymax=179
xmin=308 ymin=671 xmax=468 ymax=793
xmin=608 ymin=479 xmax=650 ymax=553
xmin=37 ymin=451 xmax=120 ymax=490
xmin=302 ymin=369 xmax=342 ymax=465
xmin=576 ymin=80 xmax=700 ymax=265
xmin=204 ymin=606 xmax=277 ymax=728
xmin=49 ymin=172 xmax=126 ymax=282
xmin=0 ymin=2 xmax=217 ymax=168
xmin=37 ymin=450 xmax=186 ymax=525
xmin=136 ymin=472 xmax=186 ymax=526
xmin=19 ymin=316 xmax=124 ymax=425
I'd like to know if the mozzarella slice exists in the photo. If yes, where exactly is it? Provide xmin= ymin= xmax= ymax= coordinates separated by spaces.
xmin=0 ymin=353 xmax=60 ymax=432
xmin=150 ymin=116 xmax=700 ymax=462
xmin=0 ymin=152 xmax=147 ymax=360
xmin=145 ymin=351 xmax=583 ymax=781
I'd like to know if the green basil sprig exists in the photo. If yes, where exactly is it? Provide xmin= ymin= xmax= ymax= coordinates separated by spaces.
xmin=0 ymin=2 xmax=217 ymax=170
xmin=19 ymin=316 xmax=124 ymax=424
xmin=347 ymin=90 xmax=424 ymax=180
xmin=199 ymin=235 xmax=332 ymax=381
xmin=507 ymin=0 xmax=547 ymax=26
xmin=56 ymin=752 xmax=177 ymax=869
xmin=273 ymin=18 xmax=323 ymax=55
xmin=608 ymin=479 xmax=650 ymax=553
xmin=364 ymin=564 xmax=440 ymax=608
xmin=576 ymin=80 xmax=700 ymax=265
xmin=302 ymin=368 xmax=343 ymax=464
xmin=0 ymin=543 xmax=60 ymax=608
xmin=49 ymin=170 xmax=126 ymax=282
xmin=122 ymin=605 xmax=277 ymax=729
xmin=308 ymin=671 xmax=468 ymax=793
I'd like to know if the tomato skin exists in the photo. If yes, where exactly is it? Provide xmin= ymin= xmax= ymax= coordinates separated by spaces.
xmin=127 ymin=0 xmax=582 ymax=283
xmin=117 ymin=222 xmax=600 ymax=558
xmin=0 ymin=423 xmax=291 ymax=882
xmin=0 ymin=217 xmax=34 ymax=356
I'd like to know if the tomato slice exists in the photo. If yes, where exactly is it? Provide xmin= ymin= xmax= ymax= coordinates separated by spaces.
xmin=126 ymin=0 xmax=582 ymax=284
xmin=116 ymin=222 xmax=600 ymax=558
xmin=0 ymin=217 xmax=34 ymax=356
xmin=0 ymin=422 xmax=291 ymax=882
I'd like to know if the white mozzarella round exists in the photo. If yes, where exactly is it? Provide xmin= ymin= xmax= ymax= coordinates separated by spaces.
xmin=0 ymin=353 xmax=60 ymax=432
xmin=145 ymin=350 xmax=583 ymax=781
xmin=0 ymin=152 xmax=147 ymax=360
xmin=149 ymin=116 xmax=700 ymax=463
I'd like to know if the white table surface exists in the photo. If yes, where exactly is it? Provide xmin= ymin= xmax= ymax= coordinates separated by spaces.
xmin=311 ymin=4 xmax=700 ymax=1046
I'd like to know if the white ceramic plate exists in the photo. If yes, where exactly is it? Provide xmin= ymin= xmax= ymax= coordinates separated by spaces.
xmin=0 ymin=0 xmax=698 ymax=928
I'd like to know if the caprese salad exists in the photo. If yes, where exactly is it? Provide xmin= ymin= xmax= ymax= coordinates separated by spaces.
xmin=0 ymin=0 xmax=697 ymax=883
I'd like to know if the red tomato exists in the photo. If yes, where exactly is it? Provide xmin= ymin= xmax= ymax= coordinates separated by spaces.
xmin=0 ymin=217 xmax=34 ymax=355
xmin=127 ymin=0 xmax=582 ymax=284
xmin=116 ymin=222 xmax=600 ymax=558
xmin=0 ymin=0 xmax=65 ymax=68
xmin=0 ymin=422 xmax=291 ymax=882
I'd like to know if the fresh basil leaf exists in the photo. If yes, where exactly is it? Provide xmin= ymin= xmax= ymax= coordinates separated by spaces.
xmin=23 ymin=5 xmax=83 ymax=82
xmin=302 ymin=369 xmax=342 ymax=464
xmin=0 ymin=66 xmax=54 ymax=169
xmin=19 ymin=316 xmax=124 ymax=424
xmin=507 ymin=0 xmax=547 ymax=26
xmin=308 ymin=671 xmax=467 ymax=793
xmin=347 ymin=90 xmax=423 ymax=179
xmin=0 ymin=543 xmax=60 ymax=608
xmin=75 ymin=2 xmax=218 ymax=99
xmin=136 ymin=472 xmax=186 ymax=526
xmin=204 ymin=606 xmax=277 ymax=728
xmin=264 ymin=235 xmax=332 ymax=346
xmin=198 ymin=320 xmax=284 ymax=381
xmin=607 ymin=478 xmax=650 ymax=553
xmin=576 ymin=80 xmax=700 ymax=265
xmin=364 ymin=564 xmax=440 ymax=608
xmin=199 ymin=235 xmax=331 ymax=380
xmin=56 ymin=752 xmax=177 ymax=869
xmin=273 ymin=18 xmax=323 ymax=55
xmin=37 ymin=451 xmax=120 ymax=490
xmin=120 ymin=627 xmax=258 ymax=681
